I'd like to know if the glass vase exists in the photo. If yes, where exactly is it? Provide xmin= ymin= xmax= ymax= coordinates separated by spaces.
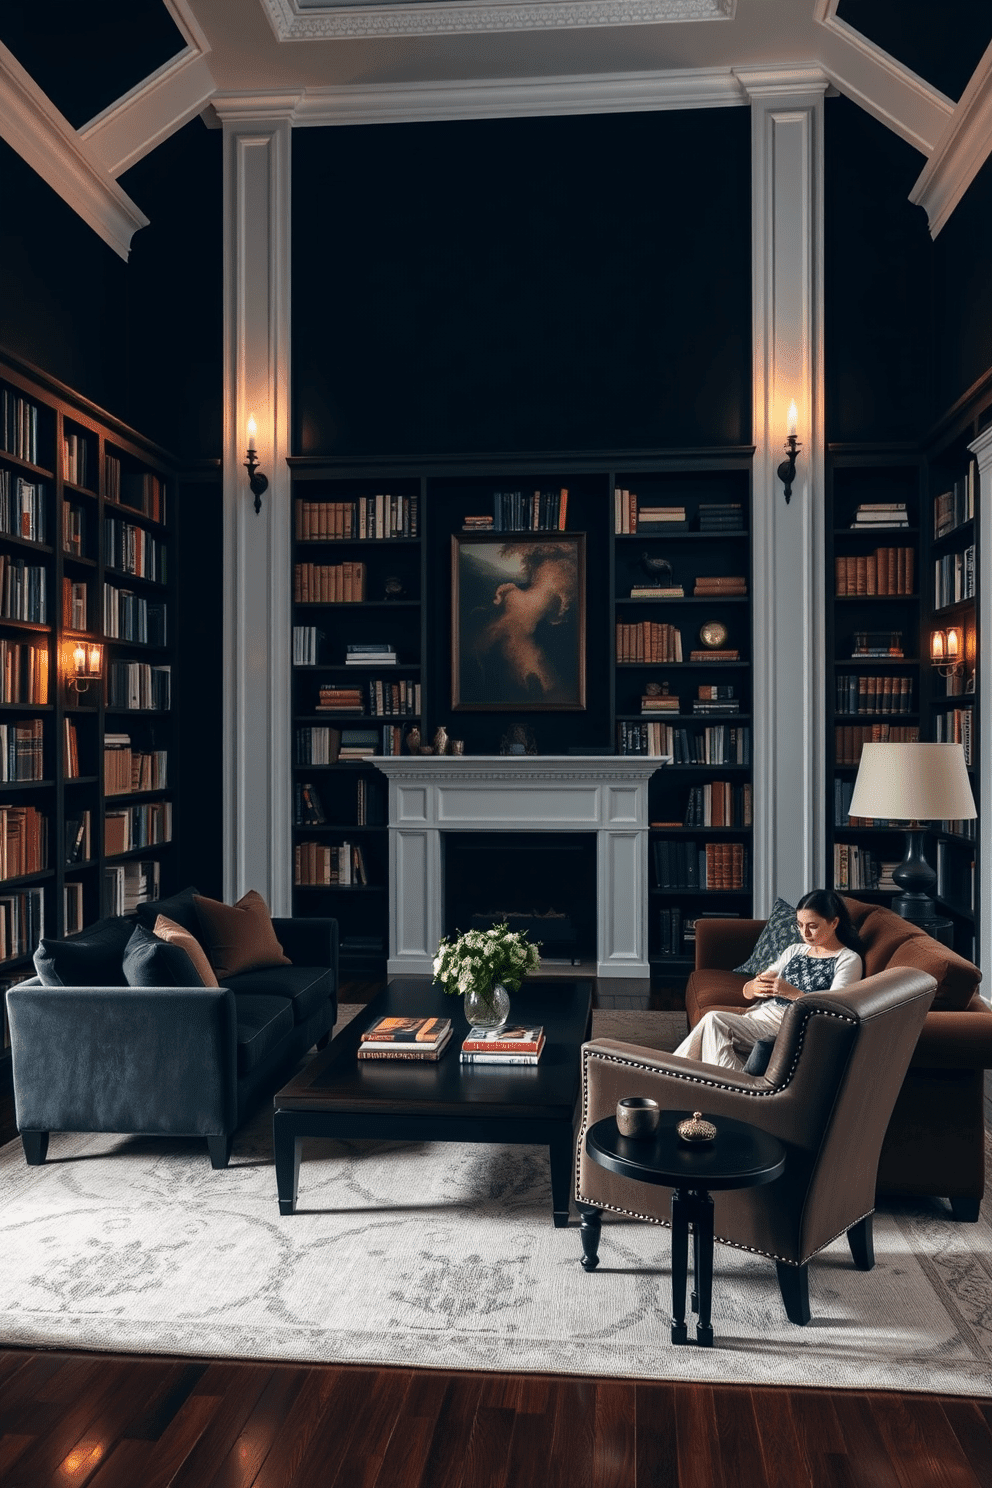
xmin=463 ymin=981 xmax=511 ymax=1031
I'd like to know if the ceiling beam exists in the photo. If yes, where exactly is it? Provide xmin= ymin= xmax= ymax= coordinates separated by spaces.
xmin=910 ymin=40 xmax=992 ymax=238
xmin=80 ymin=50 xmax=217 ymax=177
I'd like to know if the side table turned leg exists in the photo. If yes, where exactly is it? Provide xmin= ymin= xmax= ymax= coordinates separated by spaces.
xmin=669 ymin=1188 xmax=690 ymax=1345
xmin=578 ymin=1205 xmax=602 ymax=1271
xmin=692 ymin=1190 xmax=715 ymax=1347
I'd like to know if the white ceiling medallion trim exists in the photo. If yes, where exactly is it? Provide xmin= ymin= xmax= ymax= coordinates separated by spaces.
xmin=80 ymin=50 xmax=217 ymax=177
xmin=260 ymin=0 xmax=732 ymax=42
xmin=910 ymin=43 xmax=992 ymax=238
xmin=0 ymin=42 xmax=148 ymax=261
xmin=814 ymin=3 xmax=951 ymax=156
xmin=279 ymin=68 xmax=743 ymax=127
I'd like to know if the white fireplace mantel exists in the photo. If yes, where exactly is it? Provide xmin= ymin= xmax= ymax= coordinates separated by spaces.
xmin=373 ymin=755 xmax=666 ymax=979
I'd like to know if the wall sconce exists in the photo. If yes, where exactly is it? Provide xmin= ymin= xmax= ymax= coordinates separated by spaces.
xmin=244 ymin=416 xmax=268 ymax=515
xmin=930 ymin=627 xmax=963 ymax=678
xmin=69 ymin=641 xmax=103 ymax=693
xmin=777 ymin=400 xmax=801 ymax=503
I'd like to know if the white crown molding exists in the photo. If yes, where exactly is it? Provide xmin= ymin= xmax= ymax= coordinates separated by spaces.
xmin=732 ymin=65 xmax=831 ymax=101
xmin=260 ymin=0 xmax=732 ymax=42
xmin=0 ymin=42 xmax=148 ymax=261
xmin=162 ymin=0 xmax=214 ymax=54
xmin=909 ymin=42 xmax=992 ymax=238
xmin=211 ymin=94 xmax=304 ymax=124
xmin=80 ymin=50 xmax=217 ymax=177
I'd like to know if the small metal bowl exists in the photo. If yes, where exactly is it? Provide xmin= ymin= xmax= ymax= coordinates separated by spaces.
xmin=616 ymin=1096 xmax=660 ymax=1138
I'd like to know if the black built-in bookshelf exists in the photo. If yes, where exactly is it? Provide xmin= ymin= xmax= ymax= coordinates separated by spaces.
xmin=0 ymin=351 xmax=178 ymax=1082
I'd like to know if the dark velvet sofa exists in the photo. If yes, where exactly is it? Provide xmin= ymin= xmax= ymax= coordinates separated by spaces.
xmin=6 ymin=904 xmax=338 ymax=1169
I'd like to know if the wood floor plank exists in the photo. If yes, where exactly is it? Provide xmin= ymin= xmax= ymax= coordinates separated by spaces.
xmin=674 ymin=1385 xmax=725 ymax=1488
xmin=712 ymin=1386 xmax=764 ymax=1488
xmin=938 ymin=1399 xmax=992 ymax=1485
xmin=549 ymin=1377 xmax=597 ymax=1488
xmin=460 ymin=1405 xmax=516 ymax=1488
xmin=501 ymin=1376 xmax=560 ymax=1488
xmin=122 ymin=1361 xmax=211 ymax=1441
xmin=827 ymin=1393 xmax=903 ymax=1488
xmin=418 ymin=1377 xmax=487 ymax=1488
xmin=201 ymin=1365 xmax=310 ymax=1488
xmin=591 ymin=1378 xmax=637 ymax=1488
xmin=284 ymin=1366 xmax=383 ymax=1488
xmin=370 ymin=1416 xmax=437 ymax=1488
xmin=749 ymin=1388 xmax=813 ymax=1488
xmin=86 ymin=1391 xmax=222 ymax=1488
xmin=0 ymin=1435 xmax=33 ymax=1479
xmin=5 ymin=1357 xmax=136 ymax=1488
xmin=249 ymin=1364 xmax=352 ymax=1488
xmin=633 ymin=1381 xmax=678 ymax=1488
xmin=166 ymin=1363 xmax=274 ymax=1488
xmin=870 ymin=1394 xmax=985 ymax=1488
xmin=324 ymin=1367 xmax=416 ymax=1488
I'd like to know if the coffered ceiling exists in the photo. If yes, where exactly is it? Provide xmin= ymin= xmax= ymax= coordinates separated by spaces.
xmin=1 ymin=0 xmax=990 ymax=256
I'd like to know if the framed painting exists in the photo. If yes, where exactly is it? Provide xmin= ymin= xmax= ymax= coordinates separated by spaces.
xmin=451 ymin=533 xmax=586 ymax=711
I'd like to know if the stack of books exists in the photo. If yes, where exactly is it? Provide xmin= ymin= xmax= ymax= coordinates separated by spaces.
xmin=463 ymin=515 xmax=494 ymax=530
xmin=357 ymin=1015 xmax=452 ymax=1061
xmin=692 ymin=685 xmax=739 ymax=714
xmin=852 ymin=631 xmax=904 ymax=658
xmin=637 ymin=506 xmax=688 ymax=533
xmin=693 ymin=576 xmax=747 ymax=597
xmin=850 ymin=502 xmax=909 ymax=529
xmin=316 ymin=686 xmax=364 ymax=712
xmin=697 ymin=503 xmax=744 ymax=532
xmin=339 ymin=728 xmax=379 ymax=759
xmin=641 ymin=691 xmax=680 ymax=714
xmin=459 ymin=1025 xmax=546 ymax=1065
xmin=629 ymin=583 xmax=684 ymax=598
xmin=345 ymin=643 xmax=397 ymax=666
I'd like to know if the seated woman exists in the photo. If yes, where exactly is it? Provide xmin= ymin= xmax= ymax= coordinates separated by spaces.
xmin=672 ymin=889 xmax=864 ymax=1072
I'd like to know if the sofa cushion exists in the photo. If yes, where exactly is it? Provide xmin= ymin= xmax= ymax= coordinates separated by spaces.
xmin=135 ymin=885 xmax=202 ymax=938
xmin=194 ymin=890 xmax=292 ymax=981
xmin=888 ymin=937 xmax=980 ymax=1012
xmin=154 ymin=915 xmax=219 ymax=988
xmin=234 ymin=995 xmax=295 ymax=1074
xmin=685 ymin=968 xmax=750 ymax=1025
xmin=228 ymin=964 xmax=333 ymax=1025
xmin=33 ymin=916 xmax=135 ymax=986
xmin=122 ymin=924 xmax=206 ymax=988
xmin=733 ymin=898 xmax=797 ymax=975
xmin=848 ymin=905 xmax=924 ymax=977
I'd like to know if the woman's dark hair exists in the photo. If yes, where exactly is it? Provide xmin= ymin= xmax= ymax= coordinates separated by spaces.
xmin=797 ymin=889 xmax=865 ymax=958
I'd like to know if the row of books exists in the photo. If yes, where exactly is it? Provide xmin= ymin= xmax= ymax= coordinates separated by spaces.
xmin=0 ymin=719 xmax=44 ymax=781
xmin=104 ymin=858 xmax=161 ymax=916
xmin=934 ymin=707 xmax=974 ymax=765
xmin=105 ymin=458 xmax=167 ymax=524
xmin=313 ymin=680 xmax=421 ymax=717
xmin=103 ymin=736 xmax=168 ymax=795
xmin=65 ymin=810 xmax=92 ymax=864
xmin=294 ymin=628 xmax=404 ymax=668
xmin=64 ymin=719 xmax=80 ymax=779
xmin=465 ymin=489 xmax=568 ymax=533
xmin=356 ymin=1015 xmax=546 ymax=1066
xmin=834 ymin=723 xmax=919 ymax=766
xmin=849 ymin=502 xmax=908 ymax=529
xmin=104 ymin=801 xmax=172 ymax=856
xmin=638 ymin=684 xmax=740 ymax=716
xmin=615 ymin=492 xmax=745 ymax=535
xmin=294 ymin=562 xmax=367 ymax=604
xmin=0 ymin=886 xmax=44 ymax=964
xmin=653 ymin=840 xmax=749 ymax=890
xmin=296 ymin=780 xmax=385 ymax=830
xmin=681 ymin=780 xmax=752 ymax=827
xmin=656 ymin=906 xmax=685 ymax=958
xmin=934 ymin=547 xmax=976 ymax=610
xmin=63 ymin=432 xmax=89 ymax=488
xmin=0 ymin=558 xmax=47 ymax=623
xmin=1 ymin=390 xmax=39 ymax=466
xmin=103 ymin=586 xmax=167 ymax=645
xmin=834 ymin=548 xmax=914 ymax=596
xmin=0 ymin=469 xmax=47 ymax=544
xmin=295 ymin=725 xmax=400 ymax=763
xmin=852 ymin=630 xmax=903 ymax=657
xmin=63 ymin=502 xmax=85 ymax=557
xmin=616 ymin=621 xmax=683 ymax=663
xmin=63 ymin=578 xmax=87 ymax=630
xmin=832 ymin=776 xmax=901 ymax=828
xmin=832 ymin=844 xmax=897 ymax=892
xmin=107 ymin=661 xmax=171 ymax=711
xmin=0 ymin=638 xmax=48 ymax=704
xmin=295 ymin=495 xmax=419 ymax=541
xmin=105 ymin=518 xmax=167 ymax=583
xmin=835 ymin=674 xmax=914 ymax=715
xmin=294 ymin=840 xmax=368 ymax=886
xmin=620 ymin=722 xmax=751 ymax=764
xmin=934 ymin=467 xmax=974 ymax=538
xmin=0 ymin=804 xmax=47 ymax=881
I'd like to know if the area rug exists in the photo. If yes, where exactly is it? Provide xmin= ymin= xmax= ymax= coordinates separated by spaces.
xmin=2 ymin=1008 xmax=990 ymax=1395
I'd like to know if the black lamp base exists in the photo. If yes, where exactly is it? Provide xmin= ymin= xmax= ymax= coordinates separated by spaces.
xmin=890 ymin=827 xmax=939 ymax=924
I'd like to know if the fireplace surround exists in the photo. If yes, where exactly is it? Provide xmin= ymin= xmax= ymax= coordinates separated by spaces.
xmin=373 ymin=756 xmax=663 ymax=978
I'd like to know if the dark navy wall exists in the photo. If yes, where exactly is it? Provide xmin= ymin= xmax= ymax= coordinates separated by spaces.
xmin=292 ymin=109 xmax=753 ymax=458
xmin=932 ymin=150 xmax=992 ymax=421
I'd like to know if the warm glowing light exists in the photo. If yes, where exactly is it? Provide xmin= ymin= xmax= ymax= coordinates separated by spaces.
xmin=247 ymin=415 xmax=257 ymax=451
xmin=931 ymin=630 xmax=946 ymax=662
xmin=787 ymin=400 xmax=798 ymax=439
xmin=88 ymin=644 xmax=102 ymax=676
xmin=61 ymin=1442 xmax=104 ymax=1475
xmin=947 ymin=627 xmax=961 ymax=660
xmin=72 ymin=643 xmax=87 ymax=674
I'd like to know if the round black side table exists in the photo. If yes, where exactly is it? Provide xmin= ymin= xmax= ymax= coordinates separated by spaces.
xmin=582 ymin=1111 xmax=786 ymax=1347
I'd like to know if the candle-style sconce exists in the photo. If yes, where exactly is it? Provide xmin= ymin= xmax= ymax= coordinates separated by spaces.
xmin=777 ymin=399 xmax=801 ymax=504
xmin=930 ymin=627 xmax=964 ymax=678
xmin=244 ymin=415 xmax=268 ymax=515
xmin=68 ymin=640 xmax=103 ymax=694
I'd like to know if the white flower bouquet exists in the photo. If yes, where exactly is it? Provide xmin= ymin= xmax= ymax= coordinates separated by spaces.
xmin=432 ymin=921 xmax=542 ymax=1001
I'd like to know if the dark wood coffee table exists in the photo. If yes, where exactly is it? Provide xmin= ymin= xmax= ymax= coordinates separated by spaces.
xmin=273 ymin=979 xmax=593 ymax=1227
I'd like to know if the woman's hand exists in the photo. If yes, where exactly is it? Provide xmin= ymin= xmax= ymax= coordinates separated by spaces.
xmin=744 ymin=971 xmax=798 ymax=1001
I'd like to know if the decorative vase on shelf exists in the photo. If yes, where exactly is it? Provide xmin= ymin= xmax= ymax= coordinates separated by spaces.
xmin=463 ymin=982 xmax=511 ymax=1031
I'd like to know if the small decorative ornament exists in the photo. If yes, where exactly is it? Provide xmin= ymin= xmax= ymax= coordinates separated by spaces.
xmin=616 ymin=1096 xmax=660 ymax=1138
xmin=699 ymin=620 xmax=729 ymax=650
xmin=405 ymin=726 xmax=421 ymax=754
xmin=432 ymin=725 xmax=449 ymax=756
xmin=383 ymin=575 xmax=406 ymax=601
xmin=677 ymin=1111 xmax=718 ymax=1144
xmin=449 ymin=739 xmax=465 ymax=755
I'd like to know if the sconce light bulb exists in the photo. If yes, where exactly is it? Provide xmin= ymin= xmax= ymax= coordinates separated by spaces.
xmin=72 ymin=644 xmax=86 ymax=673
xmin=787 ymin=400 xmax=798 ymax=439
xmin=947 ymin=628 xmax=961 ymax=660
xmin=931 ymin=630 xmax=945 ymax=662
xmin=247 ymin=415 xmax=257 ymax=452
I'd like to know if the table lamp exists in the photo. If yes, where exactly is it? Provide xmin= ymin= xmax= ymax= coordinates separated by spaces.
xmin=847 ymin=741 xmax=977 ymax=924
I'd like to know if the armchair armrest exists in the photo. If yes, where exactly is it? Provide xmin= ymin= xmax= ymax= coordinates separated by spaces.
xmin=6 ymin=985 xmax=238 ymax=1137
xmin=272 ymin=917 xmax=338 ymax=975
xmin=910 ymin=1003 xmax=992 ymax=1068
xmin=694 ymin=918 xmax=765 ymax=971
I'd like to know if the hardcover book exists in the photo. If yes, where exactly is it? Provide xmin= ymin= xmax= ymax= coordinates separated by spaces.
xmin=361 ymin=1015 xmax=451 ymax=1046
xmin=462 ymin=1024 xmax=544 ymax=1053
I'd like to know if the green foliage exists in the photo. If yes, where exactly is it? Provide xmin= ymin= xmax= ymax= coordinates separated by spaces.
xmin=433 ymin=921 xmax=542 ymax=996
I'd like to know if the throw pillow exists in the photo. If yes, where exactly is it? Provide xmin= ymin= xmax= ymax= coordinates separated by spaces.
xmin=123 ymin=924 xmax=206 ymax=988
xmin=153 ymin=915 xmax=219 ymax=987
xmin=743 ymin=1038 xmax=776 ymax=1077
xmin=193 ymin=889 xmax=291 ymax=981
xmin=733 ymin=897 xmax=798 ymax=976
xmin=33 ymin=916 xmax=136 ymax=986
xmin=135 ymin=885 xmax=203 ymax=938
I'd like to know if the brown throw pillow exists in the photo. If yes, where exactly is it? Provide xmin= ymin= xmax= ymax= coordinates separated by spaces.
xmin=193 ymin=889 xmax=291 ymax=981
xmin=154 ymin=915 xmax=219 ymax=987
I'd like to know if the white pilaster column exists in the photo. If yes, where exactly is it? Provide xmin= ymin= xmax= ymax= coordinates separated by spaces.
xmin=219 ymin=108 xmax=293 ymax=911
xmin=737 ymin=69 xmax=828 ymax=913
xmin=967 ymin=426 xmax=991 ymax=988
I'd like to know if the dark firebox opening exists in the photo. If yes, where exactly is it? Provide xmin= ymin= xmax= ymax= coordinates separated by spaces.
xmin=442 ymin=831 xmax=597 ymax=964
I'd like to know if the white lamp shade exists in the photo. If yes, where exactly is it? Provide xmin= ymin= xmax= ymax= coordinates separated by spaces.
xmin=847 ymin=742 xmax=977 ymax=822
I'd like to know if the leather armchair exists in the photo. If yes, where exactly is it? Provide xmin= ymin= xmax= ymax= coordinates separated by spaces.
xmin=575 ymin=967 xmax=936 ymax=1324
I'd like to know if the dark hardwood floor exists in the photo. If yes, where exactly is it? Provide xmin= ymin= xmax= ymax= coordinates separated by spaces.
xmin=3 ymin=975 xmax=990 ymax=1486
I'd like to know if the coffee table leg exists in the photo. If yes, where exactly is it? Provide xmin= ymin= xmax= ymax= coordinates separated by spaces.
xmin=578 ymin=1206 xmax=602 ymax=1271
xmin=693 ymin=1190 xmax=714 ymax=1347
xmin=274 ymin=1113 xmax=301 ymax=1216
xmin=550 ymin=1132 xmax=574 ymax=1229
xmin=670 ymin=1188 xmax=690 ymax=1345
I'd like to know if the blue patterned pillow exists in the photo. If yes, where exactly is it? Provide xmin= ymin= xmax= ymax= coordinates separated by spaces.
xmin=733 ymin=897 xmax=798 ymax=976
